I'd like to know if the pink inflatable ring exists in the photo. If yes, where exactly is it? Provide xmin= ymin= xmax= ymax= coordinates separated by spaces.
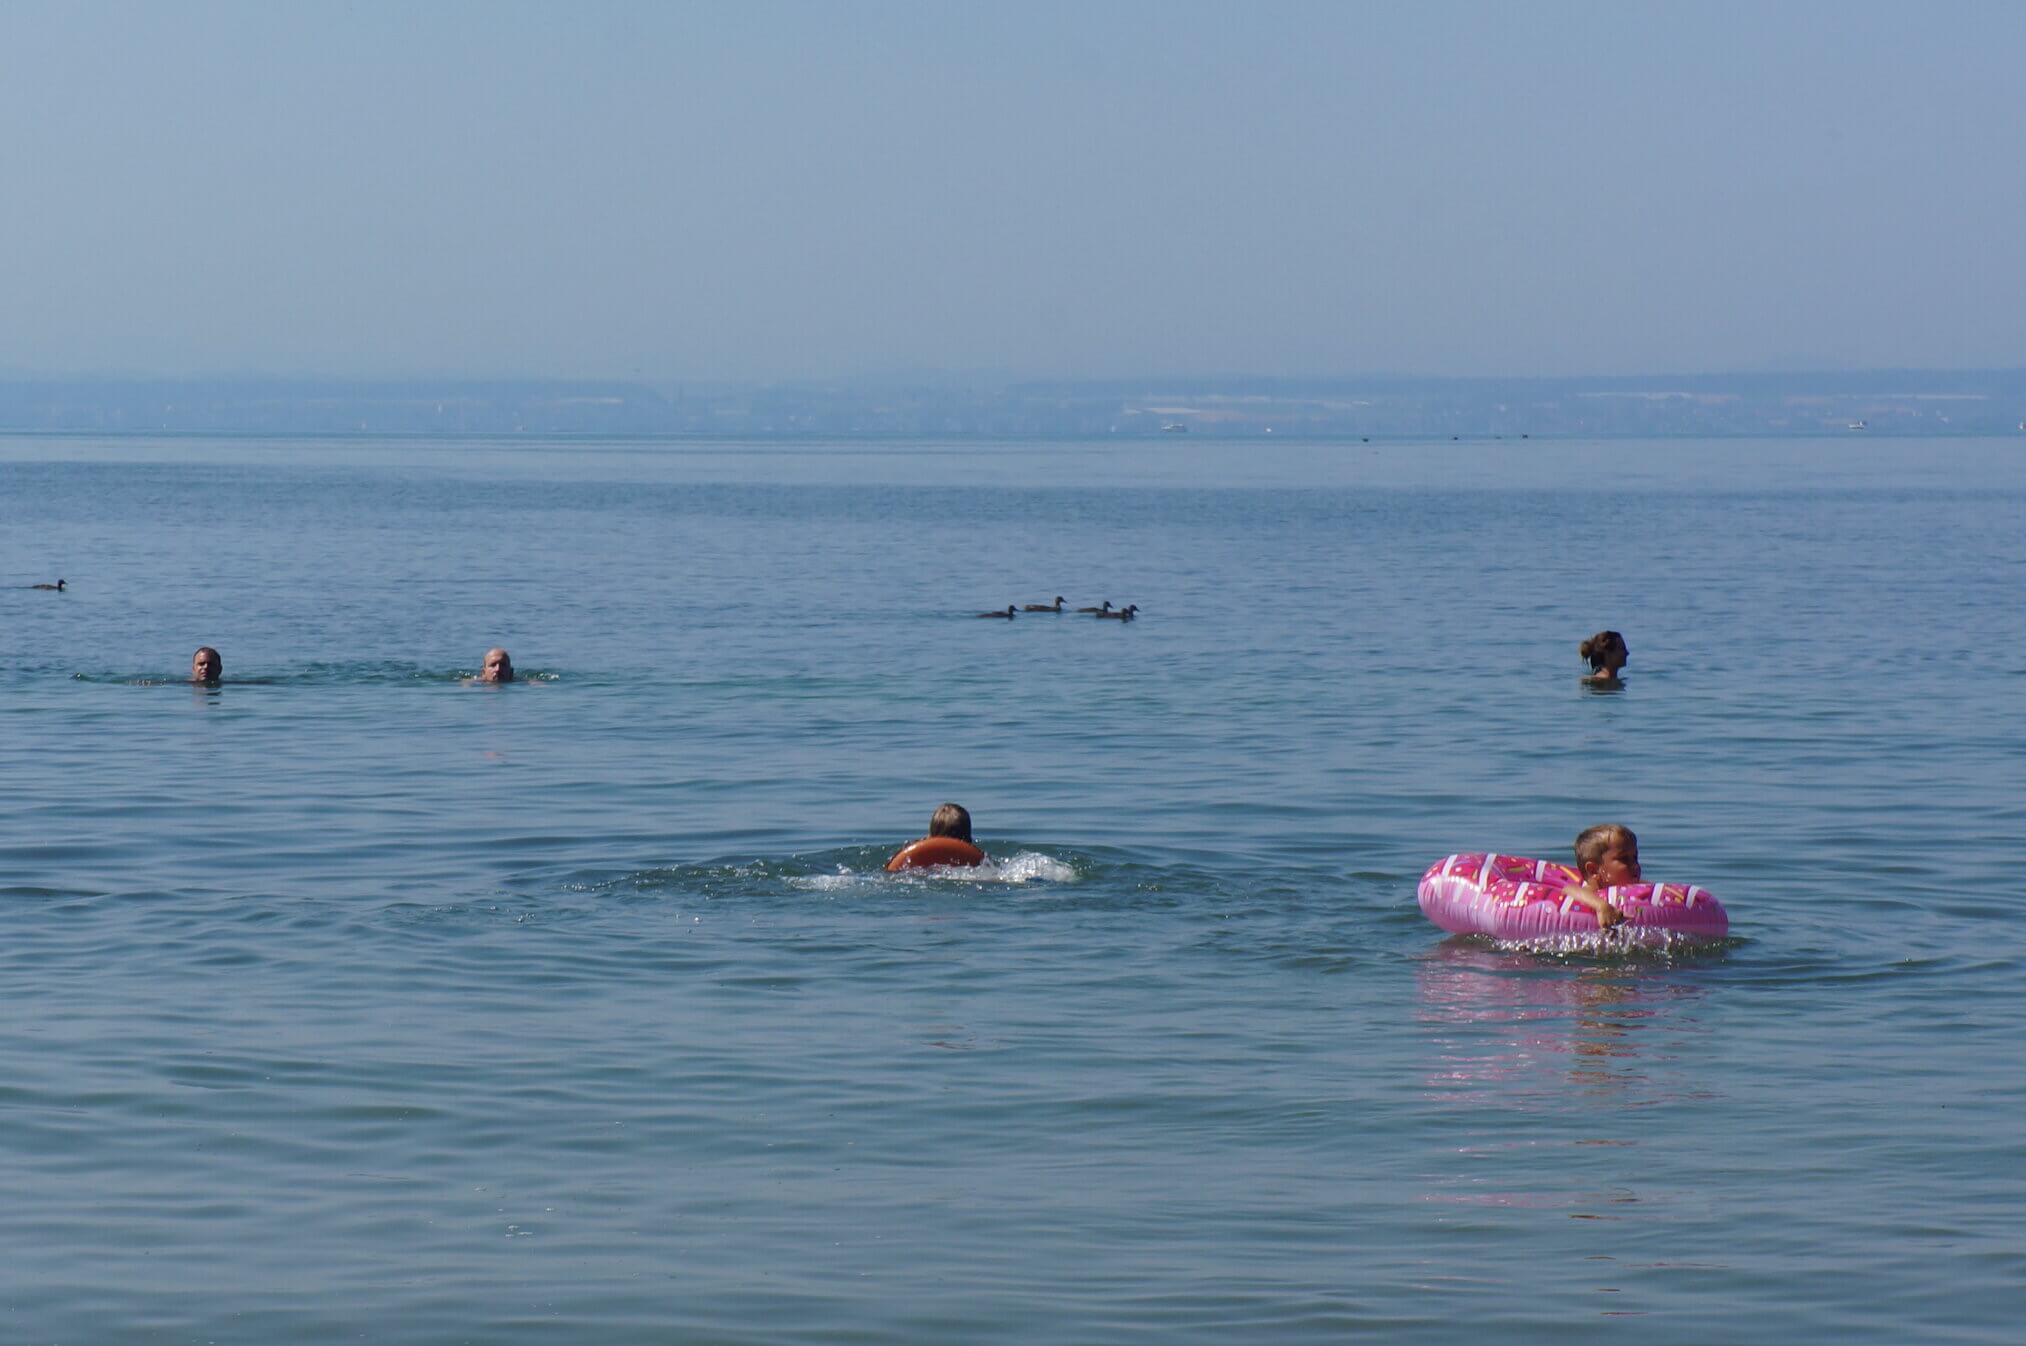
xmin=1418 ymin=852 xmax=1729 ymax=943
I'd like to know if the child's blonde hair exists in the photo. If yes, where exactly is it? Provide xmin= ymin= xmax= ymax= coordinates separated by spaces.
xmin=1574 ymin=822 xmax=1636 ymax=871
xmin=929 ymin=803 xmax=973 ymax=843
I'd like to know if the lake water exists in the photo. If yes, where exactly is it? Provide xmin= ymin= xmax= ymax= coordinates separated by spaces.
xmin=2 ymin=434 xmax=2021 ymax=1344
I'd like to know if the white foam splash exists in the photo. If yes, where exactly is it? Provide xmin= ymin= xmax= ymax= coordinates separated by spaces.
xmin=792 ymin=870 xmax=882 ymax=893
xmin=787 ymin=851 xmax=1076 ymax=893
xmin=983 ymin=851 xmax=1078 ymax=884
xmin=1490 ymin=928 xmax=1717 ymax=958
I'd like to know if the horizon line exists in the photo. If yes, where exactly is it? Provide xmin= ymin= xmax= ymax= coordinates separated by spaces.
xmin=4 ymin=365 xmax=2026 ymax=388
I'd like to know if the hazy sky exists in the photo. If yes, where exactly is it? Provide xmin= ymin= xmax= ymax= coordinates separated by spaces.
xmin=2 ymin=1 xmax=2020 ymax=381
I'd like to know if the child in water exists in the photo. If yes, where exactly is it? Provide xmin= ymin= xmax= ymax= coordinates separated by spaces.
xmin=1564 ymin=822 xmax=1639 ymax=929
xmin=927 ymin=802 xmax=973 ymax=844
xmin=1579 ymin=630 xmax=1629 ymax=686
xmin=885 ymin=802 xmax=986 ymax=871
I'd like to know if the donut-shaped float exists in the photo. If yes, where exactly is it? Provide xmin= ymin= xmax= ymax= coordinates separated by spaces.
xmin=1417 ymin=852 xmax=1728 ymax=942
xmin=885 ymin=836 xmax=987 ymax=872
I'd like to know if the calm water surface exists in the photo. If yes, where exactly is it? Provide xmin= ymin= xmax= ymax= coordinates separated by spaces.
xmin=1 ymin=435 xmax=2021 ymax=1343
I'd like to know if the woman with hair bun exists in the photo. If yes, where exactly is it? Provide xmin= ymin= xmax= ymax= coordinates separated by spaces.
xmin=1579 ymin=630 xmax=1628 ymax=687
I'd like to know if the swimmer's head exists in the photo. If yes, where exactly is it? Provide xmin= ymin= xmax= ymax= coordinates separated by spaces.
xmin=929 ymin=802 xmax=973 ymax=843
xmin=1575 ymin=823 xmax=1640 ymax=886
xmin=190 ymin=646 xmax=222 ymax=684
xmin=1579 ymin=630 xmax=1628 ymax=676
xmin=480 ymin=648 xmax=514 ymax=683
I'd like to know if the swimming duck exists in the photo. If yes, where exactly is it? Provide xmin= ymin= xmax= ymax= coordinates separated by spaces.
xmin=1096 ymin=604 xmax=1139 ymax=621
xmin=30 ymin=579 xmax=65 ymax=591
xmin=1023 ymin=597 xmax=1067 ymax=612
xmin=1074 ymin=600 xmax=1113 ymax=614
xmin=976 ymin=605 xmax=1016 ymax=619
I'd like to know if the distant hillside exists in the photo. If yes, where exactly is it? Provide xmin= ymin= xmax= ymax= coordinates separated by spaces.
xmin=2 ymin=371 xmax=2024 ymax=438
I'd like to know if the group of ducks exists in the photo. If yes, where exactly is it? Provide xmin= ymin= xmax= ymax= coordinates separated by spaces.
xmin=976 ymin=597 xmax=1140 ymax=621
xmin=28 ymin=577 xmax=1141 ymax=625
xmin=29 ymin=577 xmax=1137 ymax=625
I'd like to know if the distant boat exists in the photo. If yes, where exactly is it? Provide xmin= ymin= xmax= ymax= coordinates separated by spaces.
xmin=1847 ymin=420 xmax=1868 ymax=431
xmin=1161 ymin=422 xmax=1189 ymax=434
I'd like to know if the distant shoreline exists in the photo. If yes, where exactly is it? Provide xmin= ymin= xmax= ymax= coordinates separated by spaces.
xmin=4 ymin=427 xmax=2019 ymax=444
xmin=2 ymin=370 xmax=2023 ymax=439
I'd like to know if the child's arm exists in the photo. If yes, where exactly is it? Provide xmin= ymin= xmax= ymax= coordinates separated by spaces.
xmin=1563 ymin=883 xmax=1626 ymax=929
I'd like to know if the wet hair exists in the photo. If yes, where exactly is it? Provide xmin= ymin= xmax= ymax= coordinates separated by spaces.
xmin=1579 ymin=630 xmax=1628 ymax=672
xmin=928 ymin=802 xmax=973 ymax=843
xmin=1574 ymin=823 xmax=1637 ymax=872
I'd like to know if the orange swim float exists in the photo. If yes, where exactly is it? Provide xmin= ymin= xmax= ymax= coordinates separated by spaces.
xmin=884 ymin=836 xmax=987 ymax=872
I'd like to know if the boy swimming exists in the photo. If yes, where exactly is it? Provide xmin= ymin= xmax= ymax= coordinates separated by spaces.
xmin=885 ymin=803 xmax=987 ymax=871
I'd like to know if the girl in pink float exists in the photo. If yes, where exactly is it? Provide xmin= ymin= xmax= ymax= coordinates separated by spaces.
xmin=1561 ymin=822 xmax=1641 ymax=930
xmin=1416 ymin=822 xmax=1729 ymax=943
